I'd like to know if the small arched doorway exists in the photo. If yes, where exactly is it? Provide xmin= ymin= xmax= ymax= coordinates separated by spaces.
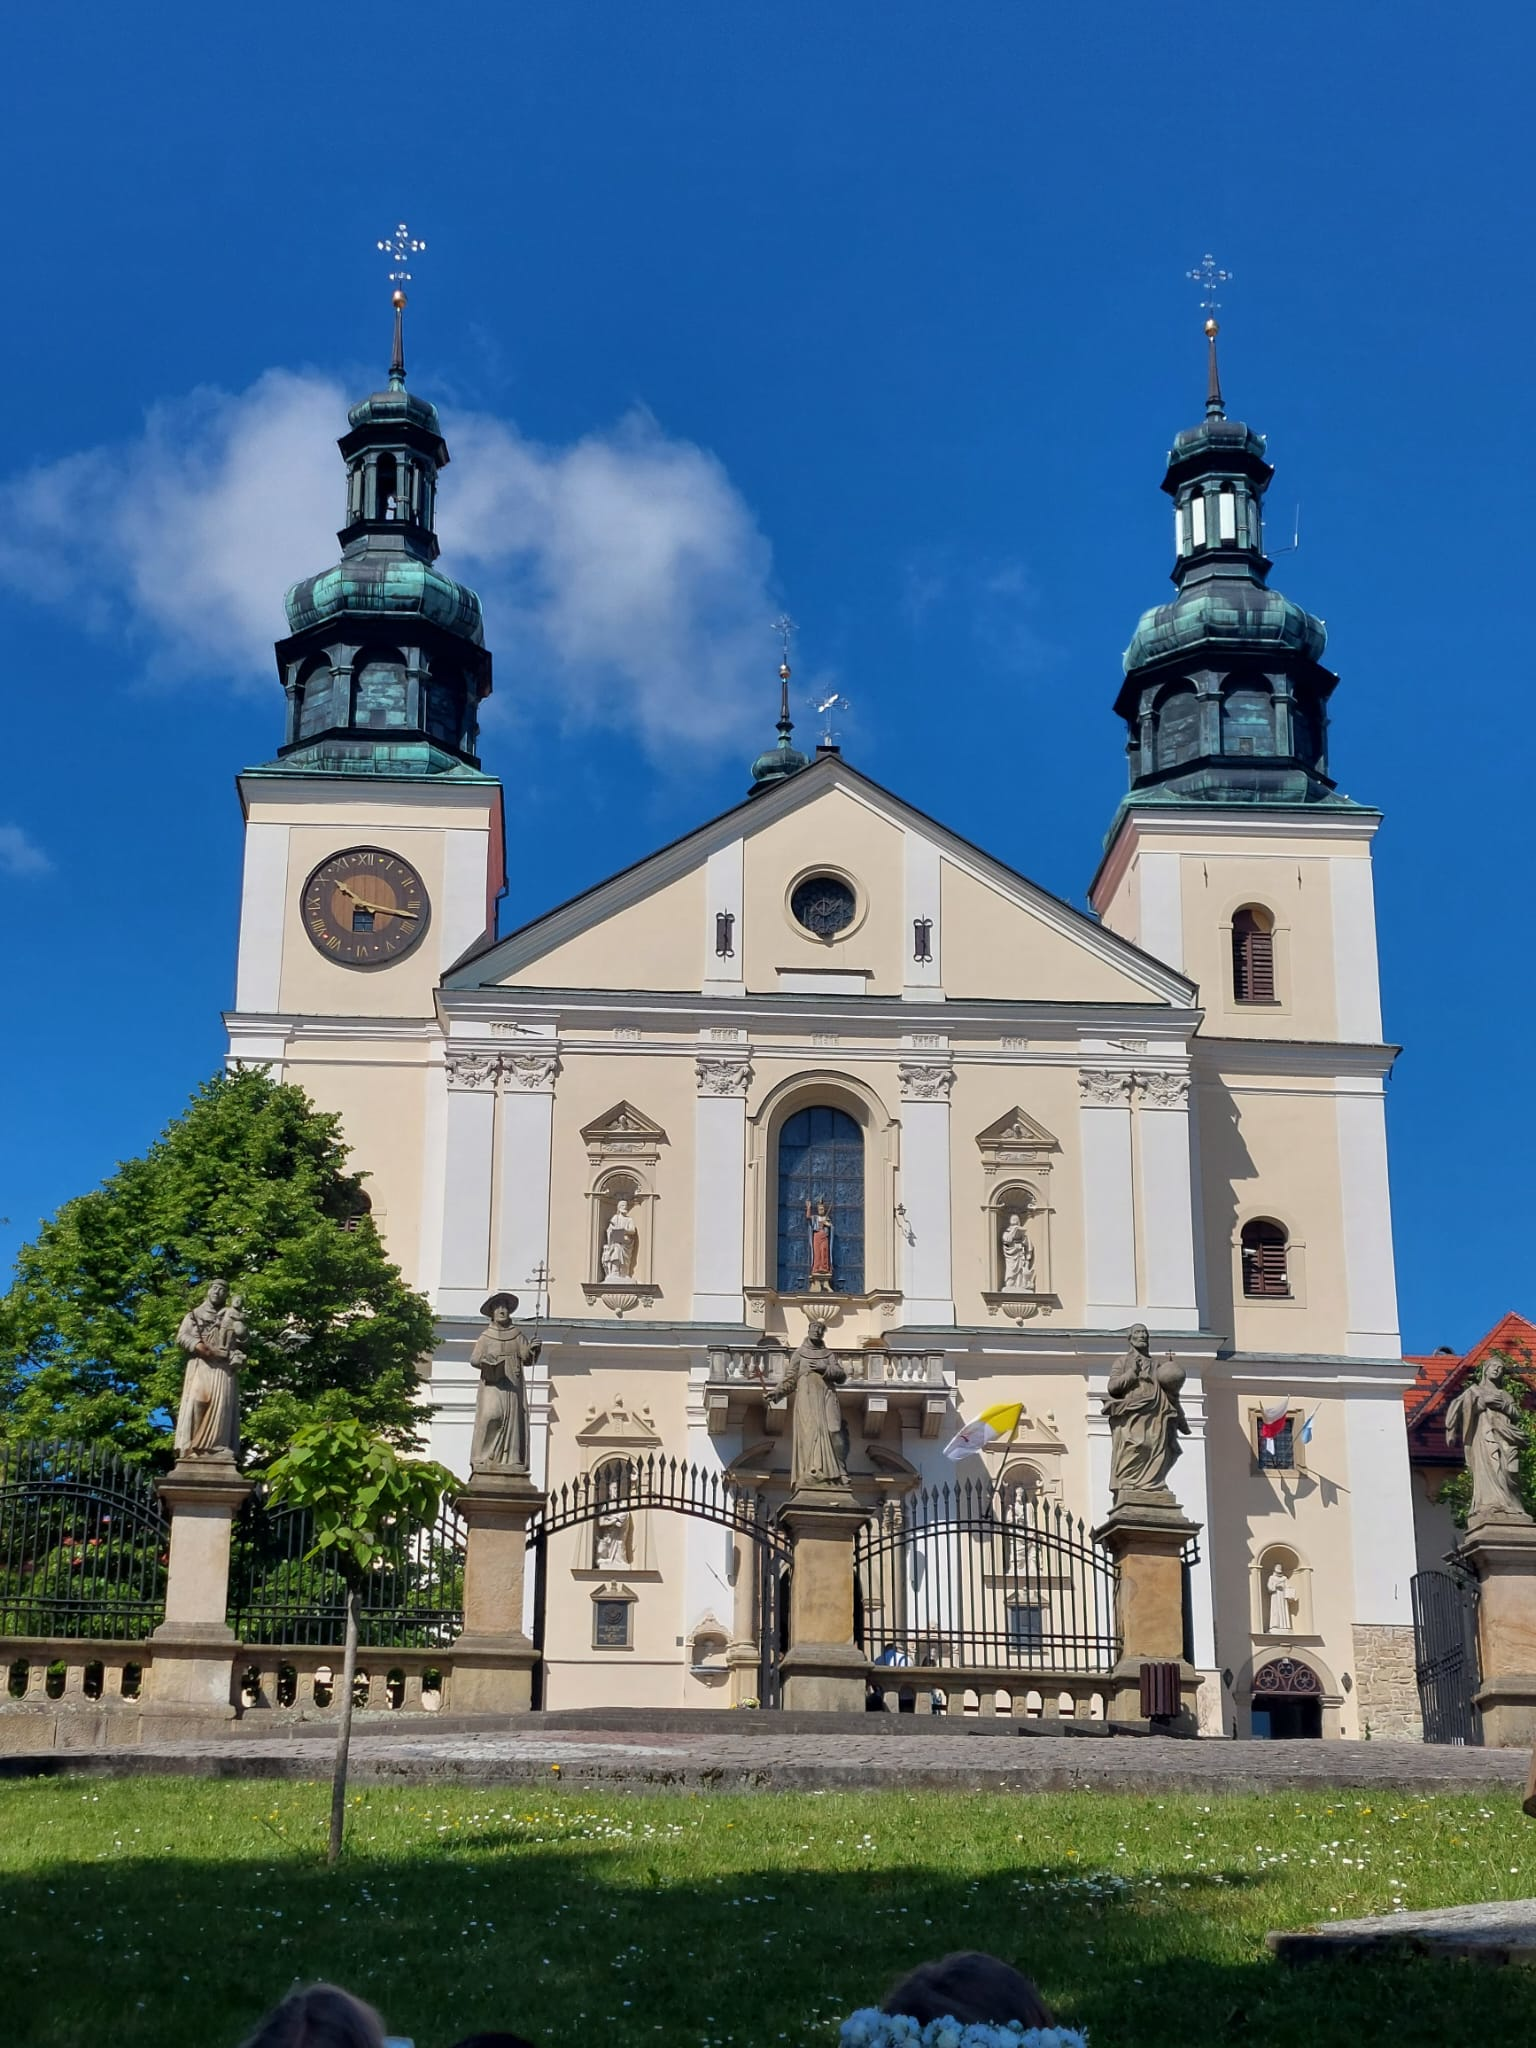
xmin=1251 ymin=1655 xmax=1323 ymax=1739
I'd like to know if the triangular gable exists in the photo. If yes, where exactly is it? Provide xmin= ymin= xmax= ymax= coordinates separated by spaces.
xmin=976 ymin=1107 xmax=1060 ymax=1158
xmin=442 ymin=754 xmax=1197 ymax=1006
xmin=580 ymin=1102 xmax=668 ymax=1149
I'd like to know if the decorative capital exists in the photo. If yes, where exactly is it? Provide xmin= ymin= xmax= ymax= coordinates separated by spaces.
xmin=445 ymin=1050 xmax=500 ymax=1092
xmin=1137 ymin=1070 xmax=1190 ymax=1108
xmin=1078 ymin=1068 xmax=1134 ymax=1106
xmin=695 ymin=1052 xmax=753 ymax=1098
xmin=500 ymin=1049 xmax=561 ymax=1094
xmin=898 ymin=1061 xmax=955 ymax=1103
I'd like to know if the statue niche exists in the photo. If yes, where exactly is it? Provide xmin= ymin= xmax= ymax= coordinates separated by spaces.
xmin=581 ymin=1102 xmax=666 ymax=1312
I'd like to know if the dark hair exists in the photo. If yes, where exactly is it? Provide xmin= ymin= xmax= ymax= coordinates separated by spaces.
xmin=238 ymin=1985 xmax=386 ymax=2048
xmin=882 ymin=1952 xmax=1055 ymax=2028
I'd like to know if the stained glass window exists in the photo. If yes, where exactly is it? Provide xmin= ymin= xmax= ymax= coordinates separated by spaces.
xmin=776 ymin=1105 xmax=864 ymax=1294
xmin=790 ymin=874 xmax=856 ymax=938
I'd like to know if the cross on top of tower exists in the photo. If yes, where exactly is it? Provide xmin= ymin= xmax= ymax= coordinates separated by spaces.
xmin=1186 ymin=251 xmax=1231 ymax=320
xmin=375 ymin=222 xmax=426 ymax=388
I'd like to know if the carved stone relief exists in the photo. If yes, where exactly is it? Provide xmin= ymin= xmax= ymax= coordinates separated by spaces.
xmin=696 ymin=1052 xmax=754 ymax=1097
xmin=898 ymin=1061 xmax=955 ymax=1103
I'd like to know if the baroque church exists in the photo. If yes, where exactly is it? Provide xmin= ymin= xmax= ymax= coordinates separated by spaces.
xmin=225 ymin=299 xmax=1420 ymax=1737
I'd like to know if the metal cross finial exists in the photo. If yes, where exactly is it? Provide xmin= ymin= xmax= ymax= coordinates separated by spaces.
xmin=1186 ymin=252 xmax=1231 ymax=318
xmin=377 ymin=221 xmax=427 ymax=287
xmin=771 ymin=614 xmax=796 ymax=666
xmin=810 ymin=689 xmax=848 ymax=748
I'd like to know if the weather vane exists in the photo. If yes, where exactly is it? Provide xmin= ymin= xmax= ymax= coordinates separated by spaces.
xmin=378 ymin=222 xmax=427 ymax=291
xmin=811 ymin=689 xmax=848 ymax=748
xmin=1186 ymin=252 xmax=1231 ymax=322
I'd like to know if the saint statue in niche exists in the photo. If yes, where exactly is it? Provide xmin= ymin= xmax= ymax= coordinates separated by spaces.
xmin=805 ymin=1197 xmax=835 ymax=1293
xmin=600 ymin=1197 xmax=640 ymax=1281
xmin=1266 ymin=1564 xmax=1295 ymax=1633
xmin=173 ymin=1278 xmax=243 ymax=1461
xmin=1446 ymin=1356 xmax=1532 ymax=1524
xmin=469 ymin=1291 xmax=538 ymax=1474
xmin=1103 ymin=1323 xmax=1190 ymax=1508
xmin=772 ymin=1320 xmax=850 ymax=1493
xmin=1000 ymin=1210 xmax=1036 ymax=1293
xmin=595 ymin=1505 xmax=634 ymax=1568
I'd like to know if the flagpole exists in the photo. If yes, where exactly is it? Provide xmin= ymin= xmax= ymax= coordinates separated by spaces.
xmin=990 ymin=1410 xmax=1023 ymax=1512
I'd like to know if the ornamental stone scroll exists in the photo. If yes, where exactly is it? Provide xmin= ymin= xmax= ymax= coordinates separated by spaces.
xmin=1078 ymin=1068 xmax=1135 ymax=1106
xmin=695 ymin=1052 xmax=753 ymax=1098
xmin=445 ymin=1050 xmax=500 ymax=1092
xmin=500 ymin=1049 xmax=561 ymax=1094
xmin=1136 ymin=1071 xmax=1190 ymax=1108
xmin=897 ymin=1061 xmax=955 ymax=1103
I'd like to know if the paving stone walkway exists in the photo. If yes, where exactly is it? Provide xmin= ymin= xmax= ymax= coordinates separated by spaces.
xmin=5 ymin=1722 xmax=1530 ymax=1796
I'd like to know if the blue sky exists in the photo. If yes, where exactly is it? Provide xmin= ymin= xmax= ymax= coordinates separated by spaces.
xmin=1 ymin=2 xmax=1529 ymax=1352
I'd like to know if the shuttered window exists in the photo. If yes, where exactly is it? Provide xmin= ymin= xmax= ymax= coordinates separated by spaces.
xmin=1241 ymin=1219 xmax=1291 ymax=1297
xmin=1232 ymin=906 xmax=1276 ymax=1002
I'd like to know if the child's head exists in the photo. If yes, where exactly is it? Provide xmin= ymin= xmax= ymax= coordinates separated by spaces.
xmin=881 ymin=1952 xmax=1055 ymax=2029
xmin=239 ymin=1985 xmax=386 ymax=2048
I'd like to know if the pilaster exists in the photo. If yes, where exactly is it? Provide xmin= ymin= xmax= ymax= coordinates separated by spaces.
xmin=493 ymin=1045 xmax=559 ymax=1315
xmin=1135 ymin=1070 xmax=1200 ymax=1332
xmin=438 ymin=1049 xmax=498 ymax=1315
xmin=1078 ymin=1068 xmax=1137 ymax=1326
xmin=897 ymin=1057 xmax=955 ymax=1324
xmin=692 ymin=1045 xmax=752 ymax=1320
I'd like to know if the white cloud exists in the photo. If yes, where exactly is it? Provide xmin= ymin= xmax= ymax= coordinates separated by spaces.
xmin=0 ymin=825 xmax=51 ymax=878
xmin=0 ymin=371 xmax=780 ymax=760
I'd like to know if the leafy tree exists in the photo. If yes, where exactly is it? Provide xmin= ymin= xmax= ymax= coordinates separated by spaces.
xmin=1437 ymin=1346 xmax=1536 ymax=1527
xmin=263 ymin=1419 xmax=456 ymax=1862
xmin=0 ymin=1068 xmax=436 ymax=1464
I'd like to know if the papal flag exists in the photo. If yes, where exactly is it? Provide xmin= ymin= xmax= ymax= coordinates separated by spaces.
xmin=943 ymin=1401 xmax=1025 ymax=1461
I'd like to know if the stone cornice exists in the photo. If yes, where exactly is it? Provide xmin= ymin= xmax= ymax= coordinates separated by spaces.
xmin=1090 ymin=802 xmax=1383 ymax=909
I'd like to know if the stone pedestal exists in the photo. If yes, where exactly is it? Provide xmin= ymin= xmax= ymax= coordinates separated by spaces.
xmin=1093 ymin=1497 xmax=1201 ymax=1729
xmin=1456 ymin=1515 xmax=1536 ymax=1747
xmin=145 ymin=1458 xmax=252 ymax=1732
xmin=452 ymin=1468 xmax=544 ymax=1715
xmin=778 ymin=1487 xmax=869 ymax=1712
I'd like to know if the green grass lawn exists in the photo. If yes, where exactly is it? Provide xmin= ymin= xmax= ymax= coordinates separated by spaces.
xmin=3 ymin=1777 xmax=1535 ymax=2047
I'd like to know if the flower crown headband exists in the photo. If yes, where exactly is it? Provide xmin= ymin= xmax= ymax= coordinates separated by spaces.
xmin=839 ymin=2014 xmax=1087 ymax=2048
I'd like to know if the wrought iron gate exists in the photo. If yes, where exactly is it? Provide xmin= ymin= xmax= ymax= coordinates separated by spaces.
xmin=1411 ymin=1566 xmax=1481 ymax=1745
xmin=0 ymin=1439 xmax=168 ymax=1640
xmin=526 ymin=1456 xmax=791 ymax=1707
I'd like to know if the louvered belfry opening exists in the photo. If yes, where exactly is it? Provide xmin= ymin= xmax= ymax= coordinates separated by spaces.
xmin=1241 ymin=1218 xmax=1291 ymax=1297
xmin=1232 ymin=905 xmax=1276 ymax=1002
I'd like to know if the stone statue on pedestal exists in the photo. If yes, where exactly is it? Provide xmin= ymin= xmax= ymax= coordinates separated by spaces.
xmin=773 ymin=1321 xmax=850 ymax=1493
xmin=600 ymin=1200 xmax=639 ymax=1280
xmin=173 ymin=1278 xmax=243 ymax=1460
xmin=470 ymin=1291 xmax=537 ymax=1474
xmin=1447 ymin=1357 xmax=1531 ymax=1525
xmin=1103 ymin=1323 xmax=1189 ymax=1508
xmin=1266 ymin=1565 xmax=1295 ymax=1633
xmin=1000 ymin=1210 xmax=1036 ymax=1293
xmin=805 ymin=1197 xmax=835 ymax=1293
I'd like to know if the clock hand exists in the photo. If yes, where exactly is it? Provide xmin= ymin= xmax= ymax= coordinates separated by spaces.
xmin=333 ymin=881 xmax=420 ymax=920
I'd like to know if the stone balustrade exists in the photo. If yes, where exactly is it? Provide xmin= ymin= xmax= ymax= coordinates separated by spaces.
xmin=867 ymin=1662 xmax=1109 ymax=1721
xmin=235 ymin=1644 xmax=450 ymax=1716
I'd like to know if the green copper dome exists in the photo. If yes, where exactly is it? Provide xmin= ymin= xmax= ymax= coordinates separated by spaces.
xmin=285 ymin=550 xmax=485 ymax=646
xmin=1123 ymin=579 xmax=1325 ymax=673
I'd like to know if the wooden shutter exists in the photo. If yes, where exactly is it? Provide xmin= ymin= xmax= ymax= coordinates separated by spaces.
xmin=1241 ymin=1221 xmax=1290 ymax=1297
xmin=1233 ymin=910 xmax=1276 ymax=1002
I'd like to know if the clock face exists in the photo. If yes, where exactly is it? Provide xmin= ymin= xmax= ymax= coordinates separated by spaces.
xmin=300 ymin=846 xmax=431 ymax=967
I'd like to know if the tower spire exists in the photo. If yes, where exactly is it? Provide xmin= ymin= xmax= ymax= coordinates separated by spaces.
xmin=377 ymin=222 xmax=426 ymax=392
xmin=1187 ymin=252 xmax=1231 ymax=420
xmin=1205 ymin=317 xmax=1225 ymax=420
xmin=748 ymin=616 xmax=810 ymax=794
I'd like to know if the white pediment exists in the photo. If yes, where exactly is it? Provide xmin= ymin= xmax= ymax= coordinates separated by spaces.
xmin=976 ymin=1107 xmax=1060 ymax=1159
xmin=575 ymin=1396 xmax=662 ymax=1449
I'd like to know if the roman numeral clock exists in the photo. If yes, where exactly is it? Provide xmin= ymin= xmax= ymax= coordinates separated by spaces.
xmin=301 ymin=846 xmax=431 ymax=966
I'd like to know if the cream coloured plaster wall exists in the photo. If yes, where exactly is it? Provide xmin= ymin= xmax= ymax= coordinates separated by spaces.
xmin=941 ymin=863 xmax=1165 ymax=1005
xmin=1176 ymin=847 xmax=1338 ymax=1041
xmin=266 ymin=1045 xmax=434 ymax=1285
xmin=537 ymin=1048 xmax=700 ymax=1320
xmin=499 ymin=866 xmax=707 ymax=993
xmin=1194 ymin=1068 xmax=1350 ymax=1355
xmin=1203 ymin=1381 xmax=1364 ymax=1735
xmin=741 ymin=788 xmax=906 ymax=994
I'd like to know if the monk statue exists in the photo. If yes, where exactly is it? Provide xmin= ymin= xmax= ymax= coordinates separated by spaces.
xmin=469 ymin=1291 xmax=538 ymax=1475
xmin=1446 ymin=1356 xmax=1531 ymax=1525
xmin=1103 ymin=1323 xmax=1189 ymax=1509
xmin=173 ymin=1277 xmax=243 ymax=1461
xmin=772 ymin=1321 xmax=850 ymax=1494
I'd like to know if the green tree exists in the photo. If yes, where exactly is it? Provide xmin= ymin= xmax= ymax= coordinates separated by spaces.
xmin=263 ymin=1419 xmax=456 ymax=1862
xmin=1437 ymin=1347 xmax=1536 ymax=1527
xmin=0 ymin=1068 xmax=436 ymax=1464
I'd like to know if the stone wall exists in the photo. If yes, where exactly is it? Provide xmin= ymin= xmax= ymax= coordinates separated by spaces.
xmin=1352 ymin=1622 xmax=1421 ymax=1740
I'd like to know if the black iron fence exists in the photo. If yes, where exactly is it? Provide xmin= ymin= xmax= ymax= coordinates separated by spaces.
xmin=227 ymin=1490 xmax=466 ymax=1649
xmin=856 ymin=1479 xmax=1120 ymax=1673
xmin=0 ymin=1439 xmax=169 ymax=1641
xmin=1411 ymin=1565 xmax=1481 ymax=1745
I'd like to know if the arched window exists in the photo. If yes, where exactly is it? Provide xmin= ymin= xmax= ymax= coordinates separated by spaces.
xmin=1155 ymin=685 xmax=1200 ymax=770
xmin=425 ymin=676 xmax=462 ymax=747
xmin=353 ymin=651 xmax=409 ymax=729
xmin=1241 ymin=1219 xmax=1290 ymax=1298
xmin=776 ymin=1105 xmax=864 ymax=1294
xmin=296 ymin=660 xmax=335 ymax=739
xmin=1232 ymin=905 xmax=1276 ymax=1002
xmin=1221 ymin=685 xmax=1273 ymax=757
xmin=376 ymin=454 xmax=398 ymax=519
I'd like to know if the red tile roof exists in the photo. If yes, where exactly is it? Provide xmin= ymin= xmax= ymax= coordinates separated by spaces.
xmin=1404 ymin=1311 xmax=1536 ymax=1465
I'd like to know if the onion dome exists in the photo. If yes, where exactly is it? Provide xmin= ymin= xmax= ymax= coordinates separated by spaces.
xmin=749 ymin=655 xmax=810 ymax=794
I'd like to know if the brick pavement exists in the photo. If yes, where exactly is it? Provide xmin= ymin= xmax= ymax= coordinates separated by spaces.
xmin=3 ymin=1721 xmax=1529 ymax=1797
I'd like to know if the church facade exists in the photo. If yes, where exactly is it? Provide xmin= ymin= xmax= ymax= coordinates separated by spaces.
xmin=224 ymin=308 xmax=1420 ymax=1736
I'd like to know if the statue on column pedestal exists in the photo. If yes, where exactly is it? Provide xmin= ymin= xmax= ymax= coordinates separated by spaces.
xmin=470 ymin=1292 xmax=537 ymax=1475
xmin=1103 ymin=1323 xmax=1189 ymax=1509
xmin=173 ymin=1278 xmax=243 ymax=1461
xmin=773 ymin=1321 xmax=850 ymax=1493
xmin=1447 ymin=1357 xmax=1531 ymax=1525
